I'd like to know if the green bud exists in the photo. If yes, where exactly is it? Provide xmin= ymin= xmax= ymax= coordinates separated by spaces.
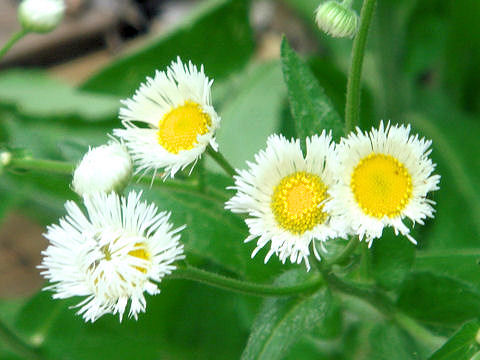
xmin=315 ymin=0 xmax=359 ymax=38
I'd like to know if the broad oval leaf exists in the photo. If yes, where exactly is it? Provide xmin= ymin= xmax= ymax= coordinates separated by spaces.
xmin=370 ymin=228 xmax=416 ymax=290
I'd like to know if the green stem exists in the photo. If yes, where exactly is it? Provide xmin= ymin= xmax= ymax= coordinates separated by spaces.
xmin=197 ymin=157 xmax=206 ymax=192
xmin=393 ymin=312 xmax=445 ymax=350
xmin=327 ymin=236 xmax=359 ymax=266
xmin=8 ymin=158 xmax=74 ymax=175
xmin=344 ymin=0 xmax=377 ymax=132
xmin=0 ymin=29 xmax=28 ymax=61
xmin=206 ymin=146 xmax=236 ymax=178
xmin=171 ymin=265 xmax=324 ymax=297
xmin=320 ymin=269 xmax=445 ymax=350
xmin=320 ymin=268 xmax=395 ymax=315
xmin=0 ymin=319 xmax=43 ymax=360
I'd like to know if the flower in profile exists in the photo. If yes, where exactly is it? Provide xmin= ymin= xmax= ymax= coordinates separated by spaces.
xmin=315 ymin=0 xmax=359 ymax=38
xmin=72 ymin=141 xmax=133 ymax=197
xmin=226 ymin=133 xmax=347 ymax=270
xmin=40 ymin=191 xmax=185 ymax=322
xmin=18 ymin=0 xmax=65 ymax=34
xmin=114 ymin=57 xmax=220 ymax=179
xmin=325 ymin=122 xmax=440 ymax=246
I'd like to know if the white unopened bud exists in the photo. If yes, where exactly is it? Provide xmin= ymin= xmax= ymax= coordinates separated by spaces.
xmin=72 ymin=142 xmax=133 ymax=197
xmin=18 ymin=0 xmax=65 ymax=34
xmin=315 ymin=0 xmax=359 ymax=38
xmin=1 ymin=152 xmax=12 ymax=167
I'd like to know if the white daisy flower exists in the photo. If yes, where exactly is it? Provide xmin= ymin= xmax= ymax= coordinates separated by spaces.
xmin=114 ymin=57 xmax=220 ymax=179
xmin=226 ymin=133 xmax=347 ymax=271
xmin=325 ymin=121 xmax=440 ymax=246
xmin=72 ymin=141 xmax=133 ymax=197
xmin=39 ymin=191 xmax=185 ymax=322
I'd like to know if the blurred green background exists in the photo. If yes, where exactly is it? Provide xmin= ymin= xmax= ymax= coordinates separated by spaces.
xmin=0 ymin=0 xmax=479 ymax=359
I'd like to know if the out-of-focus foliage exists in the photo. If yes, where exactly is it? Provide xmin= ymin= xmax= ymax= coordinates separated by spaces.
xmin=1 ymin=0 xmax=480 ymax=358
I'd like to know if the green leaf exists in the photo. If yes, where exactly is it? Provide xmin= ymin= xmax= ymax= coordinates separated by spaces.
xmin=369 ymin=322 xmax=424 ymax=360
xmin=407 ymin=96 xmax=480 ymax=249
xmin=280 ymin=38 xmax=344 ymax=140
xmin=13 ymin=281 xmax=250 ymax=359
xmin=415 ymin=251 xmax=480 ymax=288
xmin=370 ymin=228 xmax=415 ymax=290
xmin=135 ymin=174 xmax=283 ymax=281
xmin=81 ymin=0 xmax=254 ymax=97
xmin=241 ymin=270 xmax=331 ymax=360
xmin=429 ymin=320 xmax=480 ymax=360
xmin=0 ymin=70 xmax=119 ymax=122
xmin=208 ymin=60 xmax=286 ymax=171
xmin=397 ymin=272 xmax=480 ymax=326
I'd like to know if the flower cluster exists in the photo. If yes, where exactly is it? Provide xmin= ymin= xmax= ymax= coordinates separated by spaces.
xmin=227 ymin=122 xmax=440 ymax=268
xmin=40 ymin=57 xmax=440 ymax=323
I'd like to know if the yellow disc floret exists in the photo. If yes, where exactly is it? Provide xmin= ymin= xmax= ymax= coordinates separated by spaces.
xmin=158 ymin=100 xmax=211 ymax=154
xmin=129 ymin=243 xmax=150 ymax=274
xmin=271 ymin=171 xmax=328 ymax=234
xmin=351 ymin=153 xmax=413 ymax=218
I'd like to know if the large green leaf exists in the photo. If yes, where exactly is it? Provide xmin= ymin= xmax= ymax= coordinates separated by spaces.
xmin=280 ymin=38 xmax=344 ymax=140
xmin=370 ymin=228 xmax=416 ymax=290
xmin=208 ymin=60 xmax=286 ymax=171
xmin=397 ymin=272 xmax=480 ymax=326
xmin=81 ymin=0 xmax=254 ymax=97
xmin=0 ymin=70 xmax=119 ymax=122
xmin=135 ymin=173 xmax=283 ymax=281
xmin=415 ymin=250 xmax=480 ymax=288
xmin=12 ymin=281 xmax=250 ymax=360
xmin=241 ymin=270 xmax=330 ymax=360
xmin=369 ymin=322 xmax=425 ymax=360
xmin=407 ymin=96 xmax=480 ymax=249
xmin=429 ymin=320 xmax=480 ymax=360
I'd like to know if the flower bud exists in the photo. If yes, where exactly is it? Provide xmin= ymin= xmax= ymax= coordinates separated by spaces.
xmin=0 ymin=152 xmax=12 ymax=167
xmin=315 ymin=0 xmax=359 ymax=38
xmin=72 ymin=142 xmax=133 ymax=197
xmin=18 ymin=0 xmax=65 ymax=34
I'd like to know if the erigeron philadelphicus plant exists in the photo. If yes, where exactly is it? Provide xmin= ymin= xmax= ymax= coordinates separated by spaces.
xmin=0 ymin=0 xmax=454 ymax=358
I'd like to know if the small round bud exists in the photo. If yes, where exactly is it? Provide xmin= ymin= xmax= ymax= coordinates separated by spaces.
xmin=72 ymin=142 xmax=133 ymax=197
xmin=315 ymin=1 xmax=359 ymax=38
xmin=0 ymin=152 xmax=12 ymax=167
xmin=18 ymin=0 xmax=65 ymax=34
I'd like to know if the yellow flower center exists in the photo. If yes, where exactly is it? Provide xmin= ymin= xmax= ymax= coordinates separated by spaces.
xmin=350 ymin=153 xmax=413 ymax=218
xmin=128 ymin=243 xmax=150 ymax=274
xmin=271 ymin=171 xmax=328 ymax=234
xmin=158 ymin=100 xmax=211 ymax=154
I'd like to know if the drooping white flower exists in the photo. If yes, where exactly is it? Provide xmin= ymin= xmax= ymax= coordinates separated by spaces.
xmin=325 ymin=121 xmax=440 ymax=246
xmin=315 ymin=0 xmax=359 ymax=38
xmin=226 ymin=133 xmax=347 ymax=271
xmin=72 ymin=141 xmax=133 ymax=197
xmin=114 ymin=57 xmax=220 ymax=179
xmin=18 ymin=0 xmax=65 ymax=34
xmin=40 ymin=191 xmax=185 ymax=322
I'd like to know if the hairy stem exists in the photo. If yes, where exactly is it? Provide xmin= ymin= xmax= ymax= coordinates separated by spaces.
xmin=171 ymin=265 xmax=324 ymax=297
xmin=206 ymin=146 xmax=236 ymax=178
xmin=8 ymin=158 xmax=74 ymax=175
xmin=344 ymin=0 xmax=377 ymax=132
